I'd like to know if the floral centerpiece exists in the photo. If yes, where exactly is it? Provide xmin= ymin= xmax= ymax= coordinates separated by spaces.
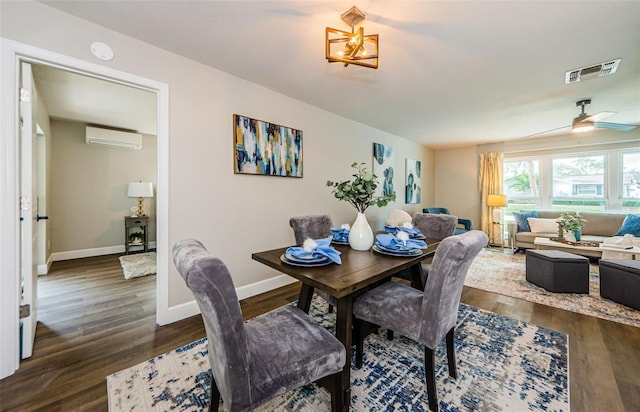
xmin=326 ymin=162 xmax=396 ymax=212
xmin=559 ymin=212 xmax=587 ymax=241
xmin=326 ymin=162 xmax=396 ymax=250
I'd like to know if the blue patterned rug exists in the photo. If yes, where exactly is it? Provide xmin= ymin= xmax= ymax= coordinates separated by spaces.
xmin=107 ymin=299 xmax=568 ymax=411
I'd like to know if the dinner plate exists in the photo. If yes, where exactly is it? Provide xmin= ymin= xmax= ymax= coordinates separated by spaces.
xmin=284 ymin=252 xmax=329 ymax=264
xmin=331 ymin=239 xmax=350 ymax=245
xmin=377 ymin=243 xmax=419 ymax=254
xmin=373 ymin=244 xmax=422 ymax=257
xmin=280 ymin=254 xmax=332 ymax=267
xmin=384 ymin=226 xmax=425 ymax=239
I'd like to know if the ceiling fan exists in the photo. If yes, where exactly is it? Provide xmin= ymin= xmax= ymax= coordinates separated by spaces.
xmin=571 ymin=99 xmax=636 ymax=133
xmin=522 ymin=99 xmax=637 ymax=138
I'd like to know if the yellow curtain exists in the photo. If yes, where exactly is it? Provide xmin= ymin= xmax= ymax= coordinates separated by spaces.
xmin=479 ymin=152 xmax=504 ymax=245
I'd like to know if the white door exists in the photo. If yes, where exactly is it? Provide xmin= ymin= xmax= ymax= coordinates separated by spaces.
xmin=19 ymin=62 xmax=39 ymax=359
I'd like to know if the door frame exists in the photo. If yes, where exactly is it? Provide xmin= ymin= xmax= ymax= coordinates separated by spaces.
xmin=0 ymin=38 xmax=170 ymax=379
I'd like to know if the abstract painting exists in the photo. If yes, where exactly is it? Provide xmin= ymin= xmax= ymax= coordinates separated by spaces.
xmin=233 ymin=114 xmax=303 ymax=177
xmin=373 ymin=143 xmax=394 ymax=197
xmin=405 ymin=158 xmax=422 ymax=204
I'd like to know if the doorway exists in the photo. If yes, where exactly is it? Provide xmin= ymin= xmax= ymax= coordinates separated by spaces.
xmin=0 ymin=40 xmax=170 ymax=379
xmin=26 ymin=62 xmax=159 ymax=357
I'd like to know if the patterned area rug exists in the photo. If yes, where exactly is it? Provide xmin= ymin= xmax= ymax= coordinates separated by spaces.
xmin=465 ymin=249 xmax=640 ymax=328
xmin=118 ymin=252 xmax=156 ymax=279
xmin=107 ymin=299 xmax=568 ymax=411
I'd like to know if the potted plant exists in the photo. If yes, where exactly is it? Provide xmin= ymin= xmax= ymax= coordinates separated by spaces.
xmin=559 ymin=212 xmax=587 ymax=241
xmin=326 ymin=162 xmax=396 ymax=250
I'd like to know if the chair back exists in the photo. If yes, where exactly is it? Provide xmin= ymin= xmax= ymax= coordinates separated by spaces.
xmin=424 ymin=207 xmax=451 ymax=215
xmin=412 ymin=213 xmax=457 ymax=240
xmin=289 ymin=215 xmax=333 ymax=245
xmin=419 ymin=230 xmax=488 ymax=348
xmin=172 ymin=239 xmax=251 ymax=409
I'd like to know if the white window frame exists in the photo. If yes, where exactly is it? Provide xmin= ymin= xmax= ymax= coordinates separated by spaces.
xmin=505 ymin=148 xmax=640 ymax=213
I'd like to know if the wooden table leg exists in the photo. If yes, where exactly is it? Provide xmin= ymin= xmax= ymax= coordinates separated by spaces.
xmin=335 ymin=295 xmax=353 ymax=411
xmin=410 ymin=263 xmax=425 ymax=291
xmin=297 ymin=284 xmax=314 ymax=313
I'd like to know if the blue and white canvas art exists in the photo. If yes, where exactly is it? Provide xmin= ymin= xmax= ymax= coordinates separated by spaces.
xmin=405 ymin=158 xmax=422 ymax=204
xmin=373 ymin=143 xmax=394 ymax=197
xmin=233 ymin=114 xmax=302 ymax=177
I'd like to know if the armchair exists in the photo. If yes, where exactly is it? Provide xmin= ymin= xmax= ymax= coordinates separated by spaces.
xmin=423 ymin=207 xmax=473 ymax=235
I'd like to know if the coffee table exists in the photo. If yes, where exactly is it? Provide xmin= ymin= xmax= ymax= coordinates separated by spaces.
xmin=533 ymin=237 xmax=640 ymax=259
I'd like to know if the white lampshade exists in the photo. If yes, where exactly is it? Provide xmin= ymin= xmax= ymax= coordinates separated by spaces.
xmin=128 ymin=182 xmax=154 ymax=198
xmin=128 ymin=182 xmax=153 ymax=217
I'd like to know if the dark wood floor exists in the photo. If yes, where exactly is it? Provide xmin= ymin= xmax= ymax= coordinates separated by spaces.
xmin=0 ymin=253 xmax=638 ymax=411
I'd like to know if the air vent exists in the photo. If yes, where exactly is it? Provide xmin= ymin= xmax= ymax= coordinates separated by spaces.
xmin=565 ymin=58 xmax=621 ymax=84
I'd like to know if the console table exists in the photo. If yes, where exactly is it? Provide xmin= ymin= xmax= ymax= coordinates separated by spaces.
xmin=124 ymin=216 xmax=148 ymax=254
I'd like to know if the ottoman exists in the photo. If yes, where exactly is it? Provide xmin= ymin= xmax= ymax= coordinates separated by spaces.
xmin=599 ymin=259 xmax=640 ymax=310
xmin=525 ymin=249 xmax=589 ymax=293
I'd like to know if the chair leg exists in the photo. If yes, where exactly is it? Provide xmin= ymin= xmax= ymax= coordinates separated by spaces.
xmin=446 ymin=327 xmax=457 ymax=379
xmin=328 ymin=371 xmax=344 ymax=412
xmin=209 ymin=375 xmax=221 ymax=412
xmin=387 ymin=329 xmax=394 ymax=340
xmin=424 ymin=347 xmax=438 ymax=412
xmin=328 ymin=304 xmax=334 ymax=313
xmin=354 ymin=318 xmax=366 ymax=369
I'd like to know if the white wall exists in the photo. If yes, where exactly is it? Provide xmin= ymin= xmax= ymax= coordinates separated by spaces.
xmin=0 ymin=1 xmax=434 ymax=308
xmin=49 ymin=120 xmax=157 ymax=253
xmin=433 ymin=145 xmax=480 ymax=228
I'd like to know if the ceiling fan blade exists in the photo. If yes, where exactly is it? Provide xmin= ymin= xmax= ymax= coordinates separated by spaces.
xmin=584 ymin=111 xmax=616 ymax=122
xmin=520 ymin=125 xmax=570 ymax=139
xmin=594 ymin=122 xmax=637 ymax=131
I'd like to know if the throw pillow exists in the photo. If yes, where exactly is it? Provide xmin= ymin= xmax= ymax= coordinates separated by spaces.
xmin=513 ymin=210 xmax=538 ymax=232
xmin=527 ymin=217 xmax=559 ymax=233
xmin=614 ymin=214 xmax=640 ymax=236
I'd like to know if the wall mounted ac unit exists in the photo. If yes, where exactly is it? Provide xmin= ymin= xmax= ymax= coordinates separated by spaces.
xmin=86 ymin=126 xmax=142 ymax=149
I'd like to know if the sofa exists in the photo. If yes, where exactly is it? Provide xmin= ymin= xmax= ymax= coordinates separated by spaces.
xmin=508 ymin=211 xmax=628 ymax=252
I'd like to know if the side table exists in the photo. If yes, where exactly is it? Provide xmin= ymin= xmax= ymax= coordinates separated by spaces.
xmin=124 ymin=216 xmax=148 ymax=254
xmin=489 ymin=222 xmax=504 ymax=250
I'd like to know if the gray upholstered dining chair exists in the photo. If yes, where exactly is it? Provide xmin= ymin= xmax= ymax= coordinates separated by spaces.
xmin=412 ymin=213 xmax=458 ymax=241
xmin=352 ymin=230 xmax=488 ymax=412
xmin=395 ymin=213 xmax=459 ymax=290
xmin=173 ymin=239 xmax=346 ymax=412
xmin=423 ymin=207 xmax=473 ymax=235
xmin=289 ymin=215 xmax=337 ymax=312
xmin=289 ymin=214 xmax=333 ymax=245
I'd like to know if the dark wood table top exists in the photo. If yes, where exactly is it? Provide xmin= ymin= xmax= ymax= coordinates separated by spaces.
xmin=251 ymin=238 xmax=440 ymax=299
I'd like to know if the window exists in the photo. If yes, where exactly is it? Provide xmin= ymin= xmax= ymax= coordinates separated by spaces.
xmin=622 ymin=152 xmax=640 ymax=212
xmin=504 ymin=160 xmax=540 ymax=220
xmin=504 ymin=149 xmax=640 ymax=215
xmin=551 ymin=155 xmax=605 ymax=212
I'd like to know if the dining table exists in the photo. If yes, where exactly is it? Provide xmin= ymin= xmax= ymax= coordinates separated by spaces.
xmin=251 ymin=237 xmax=441 ymax=411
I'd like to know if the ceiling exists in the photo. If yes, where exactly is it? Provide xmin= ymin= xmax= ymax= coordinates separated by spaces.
xmin=36 ymin=1 xmax=640 ymax=148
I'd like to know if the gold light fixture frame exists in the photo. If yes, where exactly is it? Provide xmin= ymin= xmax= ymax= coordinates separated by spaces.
xmin=325 ymin=6 xmax=379 ymax=69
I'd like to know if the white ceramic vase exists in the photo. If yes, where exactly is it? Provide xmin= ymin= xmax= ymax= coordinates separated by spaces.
xmin=349 ymin=212 xmax=374 ymax=251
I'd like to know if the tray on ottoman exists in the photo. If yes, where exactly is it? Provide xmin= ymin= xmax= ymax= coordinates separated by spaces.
xmin=526 ymin=249 xmax=589 ymax=293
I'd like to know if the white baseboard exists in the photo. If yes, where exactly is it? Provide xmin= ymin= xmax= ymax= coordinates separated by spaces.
xmin=236 ymin=274 xmax=298 ymax=300
xmin=165 ymin=274 xmax=298 ymax=323
xmin=51 ymin=241 xmax=157 ymax=261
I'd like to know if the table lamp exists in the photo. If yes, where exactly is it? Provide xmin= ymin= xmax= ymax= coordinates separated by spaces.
xmin=128 ymin=181 xmax=154 ymax=217
xmin=487 ymin=194 xmax=507 ymax=224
